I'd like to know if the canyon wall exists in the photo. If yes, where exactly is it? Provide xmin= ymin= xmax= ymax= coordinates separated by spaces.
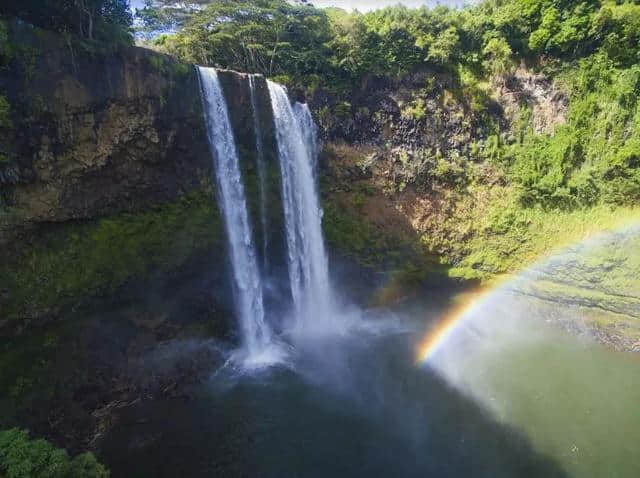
xmin=311 ymin=66 xmax=639 ymax=351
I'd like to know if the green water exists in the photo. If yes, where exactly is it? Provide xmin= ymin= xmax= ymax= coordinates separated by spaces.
xmin=98 ymin=294 xmax=640 ymax=477
xmin=430 ymin=295 xmax=640 ymax=478
xmin=467 ymin=335 xmax=640 ymax=477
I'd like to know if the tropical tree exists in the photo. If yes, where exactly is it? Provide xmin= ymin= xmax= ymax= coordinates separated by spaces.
xmin=136 ymin=0 xmax=212 ymax=34
xmin=0 ymin=0 xmax=132 ymax=43
xmin=159 ymin=0 xmax=332 ymax=77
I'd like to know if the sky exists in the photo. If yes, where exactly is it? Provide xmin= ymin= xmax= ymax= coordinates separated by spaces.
xmin=130 ymin=0 xmax=474 ymax=12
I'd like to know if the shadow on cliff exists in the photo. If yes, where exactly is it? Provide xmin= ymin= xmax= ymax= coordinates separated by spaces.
xmin=0 ymin=249 xmax=237 ymax=454
xmin=320 ymin=142 xmax=477 ymax=308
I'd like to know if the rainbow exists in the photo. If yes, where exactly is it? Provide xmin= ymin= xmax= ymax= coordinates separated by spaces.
xmin=416 ymin=286 xmax=498 ymax=363
xmin=416 ymin=218 xmax=640 ymax=365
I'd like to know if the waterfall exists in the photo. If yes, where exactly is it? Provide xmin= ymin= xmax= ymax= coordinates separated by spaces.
xmin=249 ymin=75 xmax=270 ymax=272
xmin=268 ymin=81 xmax=334 ymax=331
xmin=197 ymin=67 xmax=339 ymax=364
xmin=197 ymin=66 xmax=272 ymax=355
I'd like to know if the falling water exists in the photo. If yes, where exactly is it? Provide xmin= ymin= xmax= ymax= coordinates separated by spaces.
xmin=268 ymin=81 xmax=333 ymax=331
xmin=198 ymin=67 xmax=271 ymax=355
xmin=249 ymin=75 xmax=270 ymax=272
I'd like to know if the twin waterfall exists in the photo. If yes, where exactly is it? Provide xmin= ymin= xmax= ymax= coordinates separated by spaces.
xmin=198 ymin=67 xmax=333 ymax=363
xmin=269 ymin=82 xmax=333 ymax=333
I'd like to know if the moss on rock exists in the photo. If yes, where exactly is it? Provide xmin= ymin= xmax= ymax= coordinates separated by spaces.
xmin=0 ymin=190 xmax=222 ymax=326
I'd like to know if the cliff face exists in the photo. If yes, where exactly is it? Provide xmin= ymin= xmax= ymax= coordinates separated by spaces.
xmin=313 ymin=70 xmax=505 ymax=287
xmin=313 ymin=68 xmax=639 ymax=352
xmin=313 ymin=65 xmax=572 ymax=275
xmin=0 ymin=22 xmax=217 ymax=329
xmin=0 ymin=22 xmax=210 ymax=244
xmin=0 ymin=24 xmax=293 ymax=451
xmin=0 ymin=22 xmax=285 ymax=332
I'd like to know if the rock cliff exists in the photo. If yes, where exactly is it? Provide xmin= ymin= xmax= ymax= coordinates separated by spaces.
xmin=0 ymin=22 xmax=282 ymax=332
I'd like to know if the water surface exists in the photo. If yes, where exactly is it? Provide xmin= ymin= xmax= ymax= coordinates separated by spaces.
xmin=99 ymin=292 xmax=640 ymax=477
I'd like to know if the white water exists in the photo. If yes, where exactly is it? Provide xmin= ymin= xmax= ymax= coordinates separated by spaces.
xmin=198 ymin=67 xmax=273 ymax=361
xmin=248 ymin=75 xmax=270 ymax=272
xmin=268 ymin=81 xmax=335 ymax=333
xmin=198 ymin=69 xmax=350 ymax=365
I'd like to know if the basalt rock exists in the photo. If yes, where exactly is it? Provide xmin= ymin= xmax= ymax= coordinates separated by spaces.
xmin=0 ymin=20 xmax=211 ymax=245
xmin=0 ymin=22 xmax=284 ymax=331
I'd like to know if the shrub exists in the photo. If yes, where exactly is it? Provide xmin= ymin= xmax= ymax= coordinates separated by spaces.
xmin=0 ymin=429 xmax=109 ymax=478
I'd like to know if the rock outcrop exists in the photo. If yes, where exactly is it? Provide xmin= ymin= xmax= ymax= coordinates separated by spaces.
xmin=0 ymin=23 xmax=293 ymax=452
xmin=0 ymin=21 xmax=210 ymax=244
xmin=0 ymin=22 xmax=283 ymax=331
xmin=511 ymin=229 xmax=640 ymax=352
xmin=499 ymin=66 xmax=568 ymax=135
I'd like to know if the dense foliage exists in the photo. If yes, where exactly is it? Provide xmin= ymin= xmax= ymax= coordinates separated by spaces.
xmin=0 ymin=429 xmax=108 ymax=478
xmin=0 ymin=0 xmax=133 ymax=44
xmin=144 ymin=0 xmax=640 ymax=210
xmin=136 ymin=0 xmax=210 ymax=34
xmin=149 ymin=0 xmax=332 ymax=78
xmin=147 ymin=1 xmax=639 ymax=81
xmin=507 ymin=54 xmax=640 ymax=207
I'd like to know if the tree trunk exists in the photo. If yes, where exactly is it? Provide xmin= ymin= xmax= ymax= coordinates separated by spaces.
xmin=87 ymin=12 xmax=93 ymax=40
xmin=269 ymin=31 xmax=280 ymax=76
xmin=77 ymin=0 xmax=94 ymax=40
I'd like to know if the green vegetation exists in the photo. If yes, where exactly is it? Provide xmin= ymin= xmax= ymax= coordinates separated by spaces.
xmin=0 ymin=429 xmax=108 ymax=478
xmin=323 ymin=195 xmax=453 ymax=305
xmin=0 ymin=1 xmax=132 ymax=46
xmin=2 ymin=0 xmax=639 ymax=290
xmin=429 ymin=186 xmax=640 ymax=280
xmin=149 ymin=0 xmax=332 ymax=79
xmin=504 ymin=55 xmax=640 ymax=208
xmin=0 ymin=94 xmax=12 ymax=162
xmin=136 ymin=0 xmax=210 ymax=34
xmin=143 ymin=0 xmax=640 ymax=207
xmin=0 ymin=96 xmax=11 ymax=127
xmin=323 ymin=199 xmax=409 ymax=269
xmin=0 ymin=191 xmax=221 ymax=322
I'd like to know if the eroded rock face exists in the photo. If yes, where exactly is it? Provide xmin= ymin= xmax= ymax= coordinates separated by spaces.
xmin=500 ymin=66 xmax=568 ymax=135
xmin=0 ymin=22 xmax=211 ymax=244
xmin=310 ymin=65 xmax=567 ymax=194
xmin=310 ymin=70 xmax=482 ymax=153
xmin=0 ymin=23 xmax=286 ymax=331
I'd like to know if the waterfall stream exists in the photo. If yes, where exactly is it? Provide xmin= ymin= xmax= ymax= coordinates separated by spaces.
xmin=198 ymin=66 xmax=272 ymax=356
xmin=198 ymin=66 xmax=338 ymax=363
xmin=268 ymin=81 xmax=334 ymax=333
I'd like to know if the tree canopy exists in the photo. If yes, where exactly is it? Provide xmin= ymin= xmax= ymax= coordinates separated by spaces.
xmin=0 ymin=0 xmax=133 ymax=44
xmin=147 ymin=0 xmax=640 ymax=209
xmin=136 ymin=0 xmax=211 ymax=34
xmin=151 ymin=0 xmax=332 ymax=78
xmin=149 ymin=0 xmax=640 ymax=85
